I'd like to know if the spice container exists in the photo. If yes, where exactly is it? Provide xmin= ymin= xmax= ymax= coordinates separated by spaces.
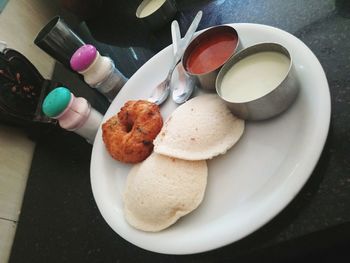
xmin=70 ymin=44 xmax=127 ymax=102
xmin=42 ymin=87 xmax=103 ymax=143
xmin=136 ymin=0 xmax=177 ymax=30
xmin=34 ymin=16 xmax=85 ymax=69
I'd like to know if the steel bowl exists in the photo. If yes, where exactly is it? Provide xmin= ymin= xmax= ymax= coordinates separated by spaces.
xmin=182 ymin=25 xmax=241 ymax=90
xmin=136 ymin=0 xmax=177 ymax=30
xmin=216 ymin=42 xmax=299 ymax=120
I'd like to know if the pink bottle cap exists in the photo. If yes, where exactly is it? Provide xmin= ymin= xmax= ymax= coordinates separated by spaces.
xmin=70 ymin=44 xmax=97 ymax=72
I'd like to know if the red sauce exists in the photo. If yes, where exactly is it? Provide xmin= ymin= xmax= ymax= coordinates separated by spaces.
xmin=186 ymin=33 xmax=237 ymax=75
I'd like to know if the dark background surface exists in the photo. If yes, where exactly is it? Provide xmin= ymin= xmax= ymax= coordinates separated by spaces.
xmin=9 ymin=0 xmax=350 ymax=262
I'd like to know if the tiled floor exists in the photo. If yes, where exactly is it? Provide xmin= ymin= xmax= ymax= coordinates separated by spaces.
xmin=0 ymin=220 xmax=16 ymax=263
xmin=0 ymin=0 xmax=58 ymax=262
xmin=0 ymin=125 xmax=35 ymax=262
xmin=0 ymin=125 xmax=35 ymax=221
xmin=0 ymin=0 xmax=57 ymax=78
xmin=0 ymin=125 xmax=36 ymax=217
xmin=0 ymin=0 xmax=9 ymax=12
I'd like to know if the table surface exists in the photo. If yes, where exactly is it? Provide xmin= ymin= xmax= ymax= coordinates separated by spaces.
xmin=10 ymin=0 xmax=350 ymax=262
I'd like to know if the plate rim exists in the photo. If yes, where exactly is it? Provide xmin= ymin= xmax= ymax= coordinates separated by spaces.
xmin=90 ymin=22 xmax=331 ymax=254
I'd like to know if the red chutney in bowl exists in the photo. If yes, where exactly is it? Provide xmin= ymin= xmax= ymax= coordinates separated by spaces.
xmin=185 ymin=32 xmax=238 ymax=75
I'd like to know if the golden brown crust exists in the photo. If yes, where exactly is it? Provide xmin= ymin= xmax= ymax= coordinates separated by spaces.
xmin=102 ymin=100 xmax=163 ymax=163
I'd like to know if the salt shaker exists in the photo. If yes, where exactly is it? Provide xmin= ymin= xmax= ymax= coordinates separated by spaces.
xmin=42 ymin=87 xmax=103 ymax=144
xmin=70 ymin=44 xmax=127 ymax=102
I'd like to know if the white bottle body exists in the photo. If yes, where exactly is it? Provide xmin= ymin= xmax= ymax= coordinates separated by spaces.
xmin=80 ymin=52 xmax=127 ymax=102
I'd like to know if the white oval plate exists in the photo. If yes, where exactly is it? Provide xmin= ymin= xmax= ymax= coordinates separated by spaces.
xmin=91 ymin=23 xmax=330 ymax=254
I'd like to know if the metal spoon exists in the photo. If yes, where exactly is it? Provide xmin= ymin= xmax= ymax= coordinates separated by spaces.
xmin=148 ymin=11 xmax=202 ymax=105
xmin=171 ymin=20 xmax=181 ymax=57
xmin=147 ymin=21 xmax=180 ymax=106
xmin=171 ymin=63 xmax=197 ymax=104
xmin=170 ymin=21 xmax=197 ymax=104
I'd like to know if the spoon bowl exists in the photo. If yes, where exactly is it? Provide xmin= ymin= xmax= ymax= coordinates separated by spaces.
xmin=147 ymin=73 xmax=172 ymax=105
xmin=148 ymin=11 xmax=202 ymax=105
xmin=171 ymin=63 xmax=197 ymax=104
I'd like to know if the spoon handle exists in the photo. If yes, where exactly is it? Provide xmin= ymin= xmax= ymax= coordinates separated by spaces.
xmin=177 ymin=10 xmax=202 ymax=57
xmin=171 ymin=21 xmax=181 ymax=56
xmin=171 ymin=11 xmax=202 ymax=69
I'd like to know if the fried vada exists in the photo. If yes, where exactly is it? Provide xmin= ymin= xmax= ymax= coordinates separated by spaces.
xmin=102 ymin=100 xmax=163 ymax=163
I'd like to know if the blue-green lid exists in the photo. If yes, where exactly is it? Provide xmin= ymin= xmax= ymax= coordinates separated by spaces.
xmin=42 ymin=87 xmax=72 ymax=117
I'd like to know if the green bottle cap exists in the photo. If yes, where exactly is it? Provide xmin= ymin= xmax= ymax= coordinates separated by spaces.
xmin=42 ymin=87 xmax=72 ymax=117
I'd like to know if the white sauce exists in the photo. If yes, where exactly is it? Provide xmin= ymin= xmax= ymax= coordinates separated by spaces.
xmin=220 ymin=51 xmax=290 ymax=102
xmin=139 ymin=0 xmax=166 ymax=18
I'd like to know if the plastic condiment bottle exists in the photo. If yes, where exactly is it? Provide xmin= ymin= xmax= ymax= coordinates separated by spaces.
xmin=42 ymin=87 xmax=103 ymax=144
xmin=70 ymin=44 xmax=127 ymax=102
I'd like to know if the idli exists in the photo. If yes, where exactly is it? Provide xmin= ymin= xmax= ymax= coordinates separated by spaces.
xmin=123 ymin=153 xmax=207 ymax=232
xmin=154 ymin=94 xmax=244 ymax=160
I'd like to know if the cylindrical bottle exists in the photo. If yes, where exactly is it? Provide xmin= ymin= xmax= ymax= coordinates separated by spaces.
xmin=42 ymin=87 xmax=103 ymax=144
xmin=70 ymin=44 xmax=127 ymax=102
